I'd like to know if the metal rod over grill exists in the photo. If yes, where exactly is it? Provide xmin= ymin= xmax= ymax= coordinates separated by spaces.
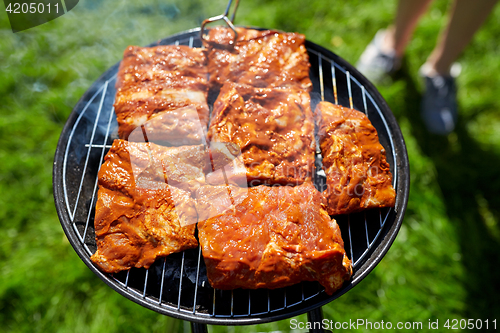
xmin=200 ymin=0 xmax=240 ymax=44
xmin=53 ymin=1 xmax=409 ymax=331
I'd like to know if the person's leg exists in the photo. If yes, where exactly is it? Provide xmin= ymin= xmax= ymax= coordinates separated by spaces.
xmin=384 ymin=0 xmax=435 ymax=57
xmin=357 ymin=0 xmax=435 ymax=82
xmin=421 ymin=0 xmax=497 ymax=135
xmin=424 ymin=0 xmax=498 ymax=76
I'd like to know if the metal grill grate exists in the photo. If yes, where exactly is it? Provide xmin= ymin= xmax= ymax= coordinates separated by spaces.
xmin=53 ymin=28 xmax=409 ymax=325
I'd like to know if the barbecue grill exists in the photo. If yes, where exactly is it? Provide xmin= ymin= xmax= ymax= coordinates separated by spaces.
xmin=53 ymin=2 xmax=410 ymax=332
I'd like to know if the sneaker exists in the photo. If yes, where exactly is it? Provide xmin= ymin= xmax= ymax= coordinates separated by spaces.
xmin=356 ymin=30 xmax=401 ymax=83
xmin=420 ymin=63 xmax=461 ymax=135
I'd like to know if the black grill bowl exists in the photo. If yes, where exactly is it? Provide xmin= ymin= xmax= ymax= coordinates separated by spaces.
xmin=53 ymin=28 xmax=410 ymax=326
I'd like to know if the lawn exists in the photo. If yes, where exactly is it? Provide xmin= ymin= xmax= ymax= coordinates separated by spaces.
xmin=1 ymin=0 xmax=499 ymax=332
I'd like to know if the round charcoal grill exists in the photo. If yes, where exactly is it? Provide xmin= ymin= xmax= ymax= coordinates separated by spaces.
xmin=53 ymin=27 xmax=409 ymax=329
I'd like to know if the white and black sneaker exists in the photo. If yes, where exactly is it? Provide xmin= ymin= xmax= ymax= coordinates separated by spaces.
xmin=356 ymin=30 xmax=401 ymax=84
xmin=420 ymin=63 xmax=461 ymax=135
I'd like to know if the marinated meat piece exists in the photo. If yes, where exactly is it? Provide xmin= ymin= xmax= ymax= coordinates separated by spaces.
xmin=114 ymin=45 xmax=209 ymax=144
xmin=206 ymin=27 xmax=312 ymax=91
xmin=208 ymin=82 xmax=316 ymax=186
xmin=315 ymin=101 xmax=396 ymax=215
xmin=90 ymin=184 xmax=198 ymax=273
xmin=127 ymin=106 xmax=208 ymax=147
xmin=196 ymin=182 xmax=352 ymax=295
xmin=90 ymin=140 xmax=200 ymax=273
xmin=98 ymin=139 xmax=208 ymax=194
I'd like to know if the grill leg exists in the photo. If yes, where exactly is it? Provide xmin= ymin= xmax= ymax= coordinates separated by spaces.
xmin=307 ymin=307 xmax=331 ymax=333
xmin=190 ymin=322 xmax=208 ymax=333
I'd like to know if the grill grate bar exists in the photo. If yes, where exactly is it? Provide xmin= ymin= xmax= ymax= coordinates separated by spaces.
xmin=111 ymin=274 xmax=124 ymax=288
xmin=143 ymin=268 xmax=150 ymax=298
xmin=127 ymin=284 xmax=146 ymax=299
xmin=82 ymin=104 xmax=115 ymax=252
xmin=362 ymin=86 xmax=368 ymax=117
xmin=346 ymin=71 xmax=353 ymax=109
xmin=365 ymin=213 xmax=370 ymax=247
xmin=382 ymin=208 xmax=390 ymax=226
xmin=71 ymin=222 xmax=92 ymax=255
xmin=318 ymin=54 xmax=324 ymax=101
xmin=347 ymin=214 xmax=354 ymax=263
xmin=81 ymin=239 xmax=93 ymax=257
xmin=177 ymin=251 xmax=185 ymax=310
xmin=126 ymin=270 xmax=130 ymax=287
xmin=159 ymin=258 xmax=167 ymax=304
xmin=230 ymin=290 xmax=234 ymax=317
xmin=192 ymin=247 xmax=203 ymax=314
xmin=267 ymin=290 xmax=270 ymax=313
xmin=331 ymin=61 xmax=338 ymax=105
xmin=304 ymin=290 xmax=321 ymax=301
xmin=212 ymin=288 xmax=216 ymax=316
xmin=247 ymin=290 xmax=251 ymax=315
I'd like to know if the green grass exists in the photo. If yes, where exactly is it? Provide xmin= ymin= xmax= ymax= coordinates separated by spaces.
xmin=1 ymin=0 xmax=499 ymax=332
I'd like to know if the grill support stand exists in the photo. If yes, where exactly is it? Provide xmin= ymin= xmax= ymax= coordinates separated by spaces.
xmin=188 ymin=308 xmax=328 ymax=332
xmin=308 ymin=307 xmax=329 ymax=333
xmin=191 ymin=322 xmax=208 ymax=333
